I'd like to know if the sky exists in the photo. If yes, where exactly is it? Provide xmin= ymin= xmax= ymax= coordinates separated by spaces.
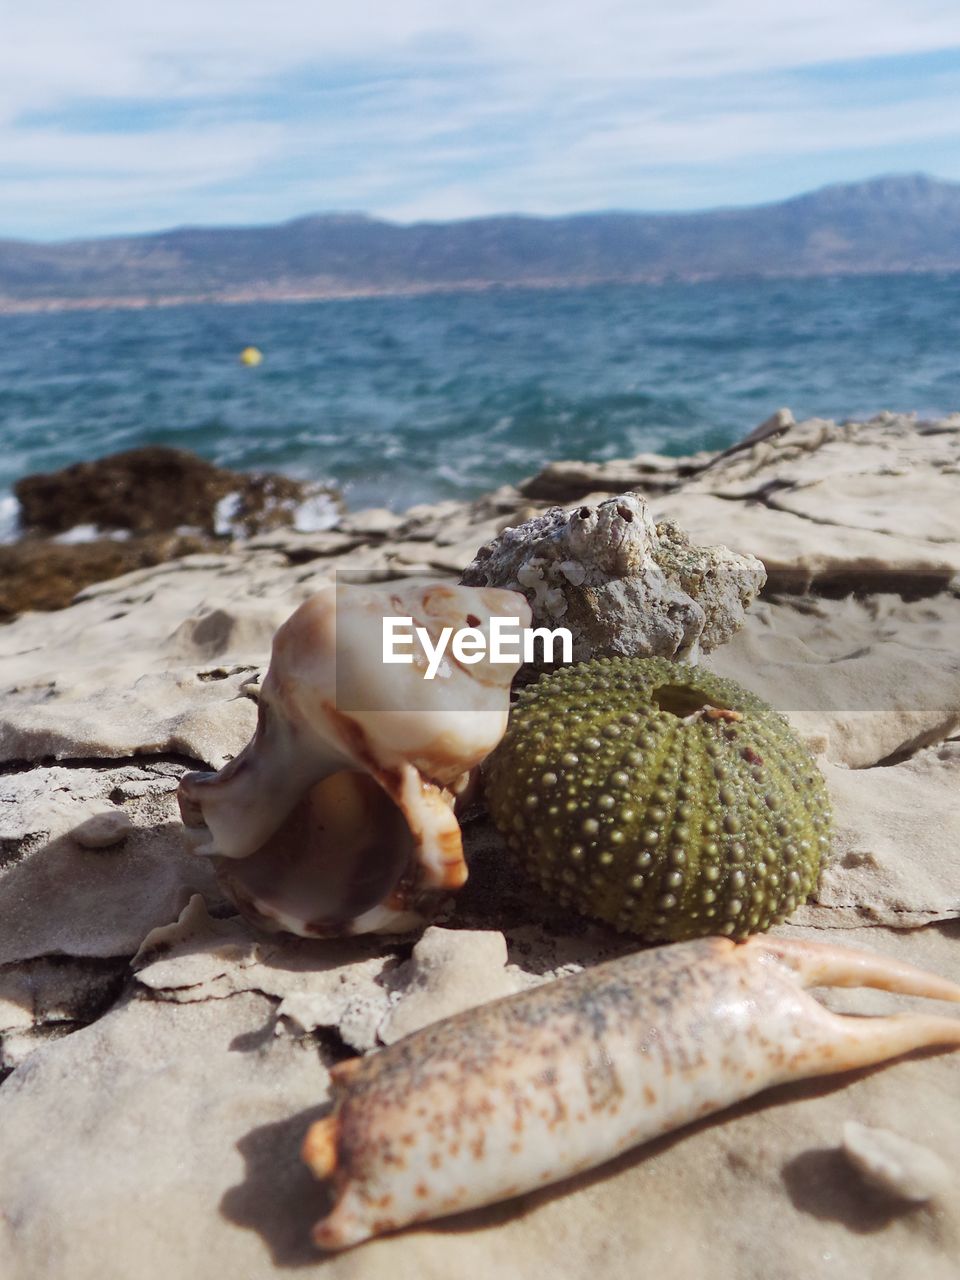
xmin=3 ymin=1 xmax=960 ymax=240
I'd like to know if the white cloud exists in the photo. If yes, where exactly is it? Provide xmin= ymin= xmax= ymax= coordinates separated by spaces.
xmin=3 ymin=0 xmax=959 ymax=102
xmin=3 ymin=1 xmax=960 ymax=235
xmin=0 ymin=122 xmax=283 ymax=175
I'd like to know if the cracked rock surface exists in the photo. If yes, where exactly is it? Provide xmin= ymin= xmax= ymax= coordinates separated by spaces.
xmin=0 ymin=412 xmax=958 ymax=1279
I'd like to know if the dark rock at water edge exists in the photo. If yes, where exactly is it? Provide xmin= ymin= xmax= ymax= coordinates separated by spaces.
xmin=14 ymin=445 xmax=338 ymax=540
xmin=3 ymin=446 xmax=342 ymax=620
xmin=0 ymin=534 xmax=211 ymax=621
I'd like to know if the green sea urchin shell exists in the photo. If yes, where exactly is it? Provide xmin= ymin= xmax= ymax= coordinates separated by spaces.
xmin=484 ymin=656 xmax=830 ymax=940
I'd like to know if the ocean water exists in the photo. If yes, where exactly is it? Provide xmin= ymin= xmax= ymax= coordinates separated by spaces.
xmin=1 ymin=273 xmax=958 ymax=533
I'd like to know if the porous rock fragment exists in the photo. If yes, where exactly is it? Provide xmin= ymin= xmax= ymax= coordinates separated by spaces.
xmin=461 ymin=492 xmax=765 ymax=664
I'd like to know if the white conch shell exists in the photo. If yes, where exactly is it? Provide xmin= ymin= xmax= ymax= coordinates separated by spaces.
xmin=177 ymin=580 xmax=531 ymax=936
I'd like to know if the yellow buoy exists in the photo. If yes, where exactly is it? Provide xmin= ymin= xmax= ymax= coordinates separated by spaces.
xmin=239 ymin=346 xmax=263 ymax=366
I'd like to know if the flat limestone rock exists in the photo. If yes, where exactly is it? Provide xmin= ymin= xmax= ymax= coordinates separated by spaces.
xmin=517 ymin=454 xmax=696 ymax=502
xmin=651 ymin=491 xmax=960 ymax=595
xmin=131 ymin=907 xmax=551 ymax=1056
xmin=0 ymin=991 xmax=330 ymax=1280
xmin=691 ymin=412 xmax=960 ymax=497
xmin=517 ymin=414 xmax=960 ymax=594
xmin=130 ymin=894 xmax=263 ymax=983
xmin=0 ymin=955 xmax=127 ymax=1077
xmin=662 ymin=413 xmax=960 ymax=592
xmin=0 ymin=586 xmax=292 ymax=767
xmin=334 ymin=507 xmax=405 ymax=536
xmin=768 ymin=471 xmax=960 ymax=545
xmin=379 ymin=926 xmax=535 ymax=1044
xmin=2 ymin=413 xmax=960 ymax=1280
xmin=0 ymin=764 xmax=225 ymax=964
xmin=1 ymin=925 xmax=957 ymax=1280
xmin=798 ymin=744 xmax=960 ymax=928
xmin=133 ymin=896 xmax=395 ymax=1053
xmin=0 ymin=669 xmax=260 ymax=768
xmin=704 ymin=593 xmax=960 ymax=768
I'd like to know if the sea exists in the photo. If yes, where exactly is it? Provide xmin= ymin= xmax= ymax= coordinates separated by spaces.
xmin=1 ymin=272 xmax=958 ymax=537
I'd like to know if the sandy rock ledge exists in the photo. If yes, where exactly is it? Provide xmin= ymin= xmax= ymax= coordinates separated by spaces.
xmin=0 ymin=411 xmax=958 ymax=1280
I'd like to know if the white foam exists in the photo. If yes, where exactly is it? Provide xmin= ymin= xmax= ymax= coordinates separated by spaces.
xmin=53 ymin=525 xmax=132 ymax=544
xmin=213 ymin=492 xmax=244 ymax=536
xmin=0 ymin=493 xmax=21 ymax=543
xmin=293 ymin=491 xmax=340 ymax=533
xmin=52 ymin=523 xmax=101 ymax=544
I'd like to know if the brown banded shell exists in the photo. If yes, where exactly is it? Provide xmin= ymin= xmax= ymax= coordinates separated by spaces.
xmin=484 ymin=656 xmax=831 ymax=940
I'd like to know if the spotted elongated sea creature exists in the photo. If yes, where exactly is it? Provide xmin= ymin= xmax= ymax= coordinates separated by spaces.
xmin=302 ymin=934 xmax=960 ymax=1249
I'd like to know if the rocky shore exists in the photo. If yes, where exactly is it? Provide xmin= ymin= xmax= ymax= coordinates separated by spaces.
xmin=0 ymin=445 xmax=341 ymax=619
xmin=1 ymin=411 xmax=959 ymax=1279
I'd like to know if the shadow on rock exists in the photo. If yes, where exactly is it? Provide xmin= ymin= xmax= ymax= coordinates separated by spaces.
xmin=220 ymin=1104 xmax=337 ymax=1268
xmin=228 ymin=1009 xmax=280 ymax=1053
xmin=781 ymin=1145 xmax=923 ymax=1233
xmin=0 ymin=817 xmax=223 ymax=970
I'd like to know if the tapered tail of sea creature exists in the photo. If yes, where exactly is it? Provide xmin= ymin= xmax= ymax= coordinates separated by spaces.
xmin=736 ymin=934 xmax=960 ymax=1077
xmin=742 ymin=934 xmax=960 ymax=1003
xmin=805 ymin=1011 xmax=960 ymax=1075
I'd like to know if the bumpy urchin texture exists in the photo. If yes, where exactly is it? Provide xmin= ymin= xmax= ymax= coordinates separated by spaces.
xmin=484 ymin=656 xmax=830 ymax=940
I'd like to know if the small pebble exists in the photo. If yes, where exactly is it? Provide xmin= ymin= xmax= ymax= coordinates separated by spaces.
xmin=73 ymin=811 xmax=133 ymax=850
xmin=841 ymin=1120 xmax=953 ymax=1203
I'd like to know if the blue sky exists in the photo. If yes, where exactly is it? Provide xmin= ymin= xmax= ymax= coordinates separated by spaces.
xmin=3 ymin=1 xmax=960 ymax=240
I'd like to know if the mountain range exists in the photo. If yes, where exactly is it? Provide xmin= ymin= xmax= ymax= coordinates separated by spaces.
xmin=2 ymin=173 xmax=960 ymax=311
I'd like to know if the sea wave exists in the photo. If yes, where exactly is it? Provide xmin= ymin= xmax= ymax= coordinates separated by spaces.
xmin=0 ymin=276 xmax=957 ymax=513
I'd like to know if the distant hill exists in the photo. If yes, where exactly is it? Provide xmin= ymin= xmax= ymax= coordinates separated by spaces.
xmin=3 ymin=173 xmax=960 ymax=310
